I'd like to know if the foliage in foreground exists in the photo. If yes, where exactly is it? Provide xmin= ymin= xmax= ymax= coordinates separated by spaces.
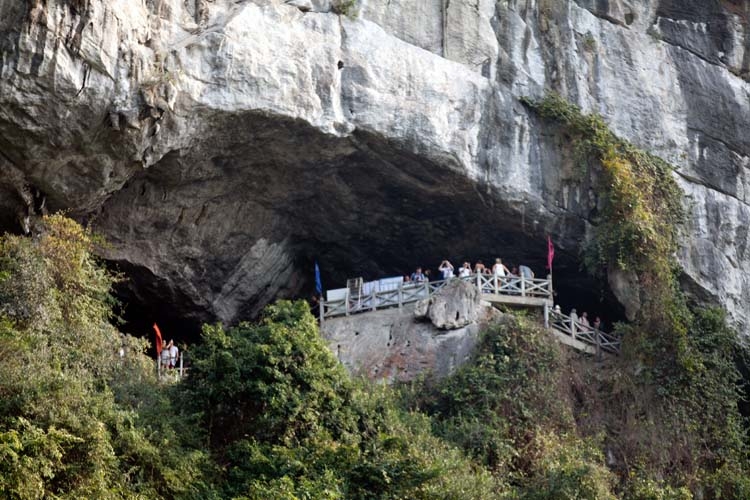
xmin=179 ymin=300 xmax=503 ymax=499
xmin=0 ymin=215 xmax=215 ymax=499
xmin=410 ymin=314 xmax=617 ymax=499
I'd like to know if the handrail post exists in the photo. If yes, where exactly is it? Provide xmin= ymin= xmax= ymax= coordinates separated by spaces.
xmin=371 ymin=288 xmax=377 ymax=311
xmin=493 ymin=275 xmax=498 ymax=295
xmin=475 ymin=271 xmax=480 ymax=291
xmin=179 ymin=353 xmax=184 ymax=378
xmin=319 ymin=298 xmax=324 ymax=323
xmin=544 ymin=302 xmax=549 ymax=329
xmin=521 ymin=276 xmax=526 ymax=297
xmin=398 ymin=283 xmax=403 ymax=309
xmin=596 ymin=331 xmax=602 ymax=360
xmin=157 ymin=358 xmax=161 ymax=379
xmin=345 ymin=288 xmax=350 ymax=316
xmin=547 ymin=274 xmax=553 ymax=299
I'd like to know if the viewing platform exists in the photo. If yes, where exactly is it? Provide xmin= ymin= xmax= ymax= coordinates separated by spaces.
xmin=320 ymin=273 xmax=553 ymax=321
xmin=320 ymin=273 xmax=621 ymax=356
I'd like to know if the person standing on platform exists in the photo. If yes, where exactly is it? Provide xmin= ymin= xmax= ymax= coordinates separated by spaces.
xmin=570 ymin=308 xmax=579 ymax=335
xmin=492 ymin=258 xmax=510 ymax=277
xmin=439 ymin=260 xmax=454 ymax=280
xmin=411 ymin=267 xmax=425 ymax=283
xmin=169 ymin=340 xmax=179 ymax=369
xmin=459 ymin=262 xmax=472 ymax=278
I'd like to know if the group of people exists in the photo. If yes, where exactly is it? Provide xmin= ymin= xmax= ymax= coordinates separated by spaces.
xmin=553 ymin=305 xmax=604 ymax=333
xmin=159 ymin=339 xmax=180 ymax=370
xmin=406 ymin=258 xmax=536 ymax=283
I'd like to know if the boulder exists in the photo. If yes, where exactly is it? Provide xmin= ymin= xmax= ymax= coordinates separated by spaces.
xmin=415 ymin=279 xmax=480 ymax=330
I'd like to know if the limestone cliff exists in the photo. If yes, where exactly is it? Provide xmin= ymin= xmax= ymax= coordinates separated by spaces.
xmin=1 ymin=0 xmax=748 ymax=334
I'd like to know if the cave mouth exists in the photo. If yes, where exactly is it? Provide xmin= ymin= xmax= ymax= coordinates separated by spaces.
xmin=110 ymin=260 xmax=209 ymax=351
xmin=112 ymin=235 xmax=626 ymax=351
xmin=96 ymin=112 xmax=627 ymax=345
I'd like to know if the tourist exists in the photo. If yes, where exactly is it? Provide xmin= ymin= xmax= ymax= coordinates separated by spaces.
xmin=169 ymin=340 xmax=179 ymax=369
xmin=424 ymin=269 xmax=432 ymax=281
xmin=159 ymin=340 xmax=170 ymax=370
xmin=553 ymin=304 xmax=561 ymax=314
xmin=404 ymin=274 xmax=412 ymax=283
xmin=519 ymin=264 xmax=534 ymax=280
xmin=570 ymin=308 xmax=579 ymax=334
xmin=459 ymin=262 xmax=472 ymax=278
xmin=439 ymin=260 xmax=454 ymax=280
xmin=492 ymin=258 xmax=509 ymax=277
xmin=411 ymin=267 xmax=425 ymax=283
xmin=593 ymin=316 xmax=602 ymax=331
xmin=474 ymin=260 xmax=486 ymax=274
xmin=580 ymin=312 xmax=591 ymax=331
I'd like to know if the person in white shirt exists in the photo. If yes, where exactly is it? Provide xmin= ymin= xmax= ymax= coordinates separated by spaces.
xmin=159 ymin=340 xmax=170 ymax=370
xmin=492 ymin=258 xmax=510 ymax=276
xmin=570 ymin=308 xmax=579 ymax=336
xmin=458 ymin=262 xmax=472 ymax=278
xmin=168 ymin=340 xmax=179 ymax=369
xmin=438 ymin=260 xmax=454 ymax=280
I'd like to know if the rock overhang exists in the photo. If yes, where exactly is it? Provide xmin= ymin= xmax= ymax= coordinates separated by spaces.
xmin=0 ymin=0 xmax=749 ymax=336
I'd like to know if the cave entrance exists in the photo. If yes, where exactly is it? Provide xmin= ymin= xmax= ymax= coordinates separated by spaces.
xmin=109 ymin=260 xmax=207 ymax=353
xmin=96 ymin=114 xmax=628 ymax=341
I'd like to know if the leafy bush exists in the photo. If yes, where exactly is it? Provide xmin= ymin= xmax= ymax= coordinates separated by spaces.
xmin=409 ymin=314 xmax=616 ymax=498
xmin=0 ymin=216 xmax=216 ymax=499
xmin=182 ymin=300 xmax=504 ymax=499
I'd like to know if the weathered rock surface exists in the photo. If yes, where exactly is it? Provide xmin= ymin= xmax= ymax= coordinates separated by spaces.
xmin=1 ymin=0 xmax=749 ymax=336
xmin=321 ymin=301 xmax=500 ymax=382
xmin=415 ymin=279 xmax=480 ymax=329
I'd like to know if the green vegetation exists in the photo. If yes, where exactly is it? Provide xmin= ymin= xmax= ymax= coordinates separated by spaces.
xmin=181 ymin=304 xmax=504 ymax=499
xmin=0 ymin=215 xmax=644 ymax=499
xmin=410 ymin=314 xmax=617 ymax=499
xmin=0 ymin=214 xmax=215 ymax=499
xmin=331 ymin=0 xmax=357 ymax=17
xmin=0 ymin=217 xmax=502 ymax=499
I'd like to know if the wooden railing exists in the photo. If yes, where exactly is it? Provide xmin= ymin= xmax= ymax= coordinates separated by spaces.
xmin=549 ymin=309 xmax=621 ymax=355
xmin=320 ymin=273 xmax=621 ymax=356
xmin=320 ymin=273 xmax=553 ymax=321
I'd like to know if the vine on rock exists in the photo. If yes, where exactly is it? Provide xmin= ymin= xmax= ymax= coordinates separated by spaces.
xmin=522 ymin=93 xmax=688 ymax=365
xmin=523 ymin=93 xmax=750 ymax=494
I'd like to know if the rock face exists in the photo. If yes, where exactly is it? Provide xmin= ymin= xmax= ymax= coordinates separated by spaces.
xmin=321 ymin=299 xmax=500 ymax=382
xmin=1 ymin=1 xmax=749 ymax=335
xmin=415 ymin=279 xmax=480 ymax=329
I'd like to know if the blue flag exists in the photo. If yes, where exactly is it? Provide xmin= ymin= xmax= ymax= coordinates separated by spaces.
xmin=314 ymin=261 xmax=323 ymax=295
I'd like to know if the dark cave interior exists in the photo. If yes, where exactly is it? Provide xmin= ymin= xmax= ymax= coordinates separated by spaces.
xmin=113 ymin=229 xmax=627 ymax=350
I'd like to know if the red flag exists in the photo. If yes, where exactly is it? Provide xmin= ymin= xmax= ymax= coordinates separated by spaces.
xmin=153 ymin=323 xmax=163 ymax=355
xmin=547 ymin=235 xmax=555 ymax=272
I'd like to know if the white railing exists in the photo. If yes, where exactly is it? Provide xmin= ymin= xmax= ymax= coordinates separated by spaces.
xmin=320 ymin=273 xmax=553 ymax=321
xmin=157 ymin=353 xmax=185 ymax=379
xmin=549 ymin=309 xmax=621 ymax=355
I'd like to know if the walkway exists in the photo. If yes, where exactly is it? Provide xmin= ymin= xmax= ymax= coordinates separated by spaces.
xmin=549 ymin=309 xmax=621 ymax=355
xmin=320 ymin=274 xmax=621 ymax=355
